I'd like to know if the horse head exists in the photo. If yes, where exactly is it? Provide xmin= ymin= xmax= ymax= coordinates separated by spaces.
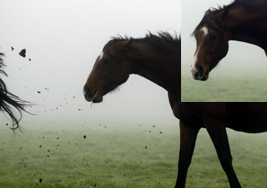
xmin=191 ymin=8 xmax=230 ymax=80
xmin=83 ymin=40 xmax=132 ymax=103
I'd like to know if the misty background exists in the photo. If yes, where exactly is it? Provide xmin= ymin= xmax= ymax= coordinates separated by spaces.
xmin=0 ymin=0 xmax=181 ymax=132
xmin=181 ymin=0 xmax=267 ymax=102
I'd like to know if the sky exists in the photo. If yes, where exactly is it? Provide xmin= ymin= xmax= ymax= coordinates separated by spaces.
xmin=0 ymin=0 xmax=181 ymax=130
xmin=181 ymin=0 xmax=267 ymax=101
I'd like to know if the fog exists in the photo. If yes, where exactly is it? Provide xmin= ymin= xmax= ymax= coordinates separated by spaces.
xmin=181 ymin=0 xmax=267 ymax=101
xmin=0 ymin=0 xmax=181 ymax=130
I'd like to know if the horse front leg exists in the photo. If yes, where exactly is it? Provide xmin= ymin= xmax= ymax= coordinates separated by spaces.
xmin=175 ymin=121 xmax=200 ymax=188
xmin=204 ymin=116 xmax=241 ymax=188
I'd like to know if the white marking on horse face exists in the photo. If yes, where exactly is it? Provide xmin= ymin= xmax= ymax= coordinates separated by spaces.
xmin=99 ymin=52 xmax=104 ymax=60
xmin=191 ymin=49 xmax=199 ymax=74
xmin=201 ymin=27 xmax=208 ymax=36
xmin=84 ymin=53 xmax=104 ymax=87
xmin=191 ymin=27 xmax=208 ymax=73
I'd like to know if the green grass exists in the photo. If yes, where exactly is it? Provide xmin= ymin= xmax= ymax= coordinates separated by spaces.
xmin=0 ymin=125 xmax=178 ymax=188
xmin=181 ymin=63 xmax=267 ymax=102
xmin=1 ymin=125 xmax=267 ymax=188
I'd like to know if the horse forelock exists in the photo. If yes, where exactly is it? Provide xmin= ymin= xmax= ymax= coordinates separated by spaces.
xmin=191 ymin=7 xmax=227 ymax=37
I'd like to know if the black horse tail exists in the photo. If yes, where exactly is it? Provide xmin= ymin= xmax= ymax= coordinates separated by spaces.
xmin=0 ymin=52 xmax=29 ymax=130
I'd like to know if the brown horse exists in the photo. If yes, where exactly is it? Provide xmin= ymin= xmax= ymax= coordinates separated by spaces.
xmin=191 ymin=0 xmax=267 ymax=80
xmin=83 ymin=32 xmax=267 ymax=188
xmin=0 ymin=53 xmax=28 ymax=130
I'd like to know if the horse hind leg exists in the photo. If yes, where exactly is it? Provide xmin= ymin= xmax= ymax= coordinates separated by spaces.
xmin=175 ymin=121 xmax=200 ymax=188
xmin=204 ymin=116 xmax=242 ymax=188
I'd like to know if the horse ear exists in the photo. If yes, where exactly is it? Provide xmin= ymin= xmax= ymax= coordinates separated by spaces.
xmin=215 ymin=6 xmax=229 ymax=22
xmin=204 ymin=9 xmax=211 ymax=17
xmin=122 ymin=40 xmax=133 ymax=52
xmin=113 ymin=40 xmax=132 ymax=54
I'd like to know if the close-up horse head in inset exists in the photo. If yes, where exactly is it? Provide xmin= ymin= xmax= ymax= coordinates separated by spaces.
xmin=191 ymin=0 xmax=267 ymax=80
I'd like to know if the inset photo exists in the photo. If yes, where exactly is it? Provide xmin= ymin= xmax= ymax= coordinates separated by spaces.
xmin=182 ymin=0 xmax=267 ymax=102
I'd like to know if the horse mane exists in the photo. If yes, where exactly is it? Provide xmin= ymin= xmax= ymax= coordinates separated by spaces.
xmin=0 ymin=53 xmax=29 ymax=130
xmin=103 ymin=32 xmax=180 ymax=54
xmin=143 ymin=32 xmax=180 ymax=53
xmin=191 ymin=0 xmax=267 ymax=36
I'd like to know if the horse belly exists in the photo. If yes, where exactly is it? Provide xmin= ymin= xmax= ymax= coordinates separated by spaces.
xmin=226 ymin=103 xmax=267 ymax=133
xmin=227 ymin=119 xmax=267 ymax=133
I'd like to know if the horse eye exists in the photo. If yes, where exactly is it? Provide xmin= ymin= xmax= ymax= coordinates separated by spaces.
xmin=104 ymin=59 xmax=110 ymax=64
xmin=211 ymin=35 xmax=217 ymax=41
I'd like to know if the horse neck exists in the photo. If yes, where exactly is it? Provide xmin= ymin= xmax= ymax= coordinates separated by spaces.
xmin=128 ymin=49 xmax=180 ymax=97
xmin=225 ymin=8 xmax=267 ymax=50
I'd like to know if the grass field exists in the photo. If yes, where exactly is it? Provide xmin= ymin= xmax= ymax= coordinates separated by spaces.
xmin=1 ymin=124 xmax=267 ymax=188
xmin=181 ymin=63 xmax=267 ymax=102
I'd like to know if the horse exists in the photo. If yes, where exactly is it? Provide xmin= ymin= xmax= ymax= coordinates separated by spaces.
xmin=191 ymin=0 xmax=267 ymax=80
xmin=83 ymin=32 xmax=267 ymax=188
xmin=0 ymin=52 xmax=28 ymax=130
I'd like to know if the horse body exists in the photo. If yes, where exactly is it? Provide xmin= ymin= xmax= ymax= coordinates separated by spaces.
xmin=83 ymin=32 xmax=267 ymax=188
xmin=191 ymin=0 xmax=267 ymax=80
xmin=179 ymin=102 xmax=267 ymax=133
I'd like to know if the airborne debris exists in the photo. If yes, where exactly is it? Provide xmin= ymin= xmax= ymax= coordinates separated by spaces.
xmin=18 ymin=65 xmax=26 ymax=70
xmin=11 ymin=47 xmax=14 ymax=51
xmin=37 ymin=91 xmax=41 ymax=94
xmin=19 ymin=49 xmax=26 ymax=58
xmin=83 ymin=135 xmax=86 ymax=139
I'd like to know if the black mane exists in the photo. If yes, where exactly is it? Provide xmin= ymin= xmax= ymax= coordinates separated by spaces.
xmin=0 ymin=53 xmax=28 ymax=130
xmin=103 ymin=32 xmax=180 ymax=54
xmin=192 ymin=0 xmax=267 ymax=36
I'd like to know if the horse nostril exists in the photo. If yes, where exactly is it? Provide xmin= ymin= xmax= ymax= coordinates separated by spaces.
xmin=83 ymin=87 xmax=91 ymax=98
xmin=196 ymin=66 xmax=204 ymax=77
xmin=93 ymin=90 xmax=97 ymax=97
xmin=194 ymin=71 xmax=199 ymax=78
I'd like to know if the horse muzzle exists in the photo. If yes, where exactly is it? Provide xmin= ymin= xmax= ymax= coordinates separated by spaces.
xmin=83 ymin=88 xmax=102 ymax=103
xmin=191 ymin=66 xmax=209 ymax=81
